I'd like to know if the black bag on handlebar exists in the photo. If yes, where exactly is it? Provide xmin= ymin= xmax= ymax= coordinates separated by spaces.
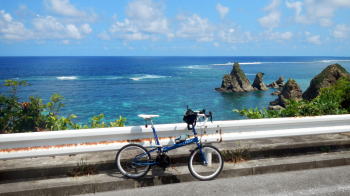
xmin=183 ymin=109 xmax=197 ymax=130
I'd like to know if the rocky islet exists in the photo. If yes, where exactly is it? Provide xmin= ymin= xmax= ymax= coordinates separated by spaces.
xmin=216 ymin=63 xmax=350 ymax=110
xmin=215 ymin=62 xmax=267 ymax=92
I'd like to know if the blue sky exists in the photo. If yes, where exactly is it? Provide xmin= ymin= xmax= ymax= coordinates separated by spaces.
xmin=0 ymin=0 xmax=350 ymax=56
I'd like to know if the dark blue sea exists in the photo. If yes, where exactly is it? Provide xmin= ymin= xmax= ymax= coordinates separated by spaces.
xmin=1 ymin=56 xmax=350 ymax=126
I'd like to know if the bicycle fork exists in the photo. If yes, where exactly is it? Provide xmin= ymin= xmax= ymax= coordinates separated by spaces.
xmin=194 ymin=127 xmax=211 ymax=166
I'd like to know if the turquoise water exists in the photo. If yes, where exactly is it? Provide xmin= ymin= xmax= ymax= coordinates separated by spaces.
xmin=1 ymin=56 xmax=350 ymax=125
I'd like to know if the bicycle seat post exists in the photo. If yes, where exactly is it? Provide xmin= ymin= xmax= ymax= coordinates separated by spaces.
xmin=149 ymin=119 xmax=162 ymax=151
xmin=138 ymin=114 xmax=161 ymax=149
xmin=150 ymin=119 xmax=155 ymax=129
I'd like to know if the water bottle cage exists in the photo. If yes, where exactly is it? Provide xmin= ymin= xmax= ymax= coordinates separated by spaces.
xmin=175 ymin=134 xmax=188 ymax=144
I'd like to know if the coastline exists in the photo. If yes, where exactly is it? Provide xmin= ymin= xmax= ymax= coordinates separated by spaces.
xmin=1 ymin=56 xmax=350 ymax=125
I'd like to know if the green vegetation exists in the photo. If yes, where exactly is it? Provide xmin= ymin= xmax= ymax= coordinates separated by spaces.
xmin=234 ymin=77 xmax=350 ymax=119
xmin=0 ymin=80 xmax=126 ymax=134
xmin=67 ymin=158 xmax=98 ymax=177
xmin=233 ymin=62 xmax=249 ymax=81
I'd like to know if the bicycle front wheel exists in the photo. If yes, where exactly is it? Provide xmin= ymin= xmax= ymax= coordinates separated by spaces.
xmin=116 ymin=144 xmax=151 ymax=179
xmin=188 ymin=145 xmax=224 ymax=181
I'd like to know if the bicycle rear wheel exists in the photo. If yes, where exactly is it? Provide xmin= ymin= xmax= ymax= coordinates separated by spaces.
xmin=188 ymin=145 xmax=223 ymax=181
xmin=116 ymin=144 xmax=151 ymax=179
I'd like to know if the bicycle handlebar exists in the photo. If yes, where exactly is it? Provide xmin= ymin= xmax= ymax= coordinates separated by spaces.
xmin=194 ymin=109 xmax=213 ymax=122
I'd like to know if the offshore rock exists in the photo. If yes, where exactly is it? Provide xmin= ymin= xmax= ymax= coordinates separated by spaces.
xmin=268 ymin=76 xmax=284 ymax=88
xmin=215 ymin=62 xmax=254 ymax=92
xmin=276 ymin=76 xmax=285 ymax=87
xmin=252 ymin=72 xmax=268 ymax=91
xmin=302 ymin=64 xmax=350 ymax=100
xmin=271 ymin=90 xmax=281 ymax=96
xmin=267 ymin=82 xmax=279 ymax=88
xmin=269 ymin=79 xmax=302 ymax=108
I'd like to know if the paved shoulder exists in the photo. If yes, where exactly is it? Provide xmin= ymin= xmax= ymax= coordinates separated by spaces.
xmin=82 ymin=165 xmax=350 ymax=196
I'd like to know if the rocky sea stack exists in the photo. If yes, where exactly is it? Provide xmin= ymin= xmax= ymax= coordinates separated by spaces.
xmin=269 ymin=79 xmax=302 ymax=109
xmin=215 ymin=62 xmax=254 ymax=92
xmin=252 ymin=72 xmax=268 ymax=91
xmin=302 ymin=64 xmax=350 ymax=100
xmin=267 ymin=77 xmax=285 ymax=88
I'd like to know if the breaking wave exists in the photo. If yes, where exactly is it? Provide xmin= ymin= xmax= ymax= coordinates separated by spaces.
xmin=318 ymin=59 xmax=350 ymax=63
xmin=182 ymin=65 xmax=211 ymax=69
xmin=129 ymin=74 xmax=170 ymax=81
xmin=212 ymin=62 xmax=262 ymax=65
xmin=56 ymin=76 xmax=78 ymax=80
xmin=212 ymin=59 xmax=350 ymax=66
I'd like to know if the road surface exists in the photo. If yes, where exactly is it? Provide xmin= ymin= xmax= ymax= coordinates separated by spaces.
xmin=82 ymin=165 xmax=350 ymax=196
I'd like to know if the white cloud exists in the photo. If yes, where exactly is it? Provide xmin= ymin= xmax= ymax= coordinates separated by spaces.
xmin=264 ymin=0 xmax=280 ymax=11
xmin=62 ymin=39 xmax=70 ymax=44
xmin=305 ymin=32 xmax=321 ymax=44
xmin=279 ymin=31 xmax=293 ymax=40
xmin=0 ymin=8 xmax=92 ymax=42
xmin=258 ymin=0 xmax=281 ymax=29
xmin=258 ymin=11 xmax=281 ymax=29
xmin=44 ymin=0 xmax=97 ymax=22
xmin=0 ymin=10 xmax=32 ymax=40
xmin=213 ymin=42 xmax=220 ymax=47
xmin=216 ymin=3 xmax=229 ymax=19
xmin=286 ymin=0 xmax=350 ymax=27
xmin=332 ymin=24 xmax=350 ymax=39
xmin=104 ymin=4 xmax=253 ymax=45
xmin=285 ymin=1 xmax=307 ymax=24
xmin=176 ymin=14 xmax=214 ymax=42
xmin=217 ymin=26 xmax=254 ymax=44
xmin=107 ymin=0 xmax=169 ymax=41
xmin=45 ymin=0 xmax=85 ymax=17
xmin=80 ymin=23 xmax=92 ymax=34
xmin=65 ymin=24 xmax=81 ymax=39
xmin=265 ymin=31 xmax=293 ymax=40
xmin=98 ymin=31 xmax=111 ymax=40
xmin=32 ymin=16 xmax=92 ymax=40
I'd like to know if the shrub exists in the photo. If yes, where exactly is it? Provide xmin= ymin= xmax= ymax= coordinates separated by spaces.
xmin=0 ymin=80 xmax=126 ymax=133
xmin=234 ymin=77 xmax=350 ymax=119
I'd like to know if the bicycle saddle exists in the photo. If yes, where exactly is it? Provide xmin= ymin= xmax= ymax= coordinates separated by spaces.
xmin=138 ymin=114 xmax=160 ymax=120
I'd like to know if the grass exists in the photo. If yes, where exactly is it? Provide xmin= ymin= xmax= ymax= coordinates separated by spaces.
xmin=221 ymin=143 xmax=251 ymax=163
xmin=67 ymin=159 xmax=98 ymax=177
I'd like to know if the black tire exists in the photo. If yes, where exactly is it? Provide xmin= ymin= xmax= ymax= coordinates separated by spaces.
xmin=188 ymin=145 xmax=224 ymax=181
xmin=115 ymin=144 xmax=151 ymax=179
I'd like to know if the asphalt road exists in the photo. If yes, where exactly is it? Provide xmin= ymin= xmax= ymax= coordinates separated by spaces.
xmin=82 ymin=165 xmax=350 ymax=196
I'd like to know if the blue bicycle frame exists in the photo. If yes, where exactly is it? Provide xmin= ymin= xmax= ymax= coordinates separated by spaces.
xmin=133 ymin=121 xmax=207 ymax=166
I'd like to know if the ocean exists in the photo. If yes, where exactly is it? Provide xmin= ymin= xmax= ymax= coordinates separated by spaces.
xmin=1 ymin=56 xmax=350 ymax=126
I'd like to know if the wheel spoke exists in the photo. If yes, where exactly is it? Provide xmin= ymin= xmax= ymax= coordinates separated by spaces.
xmin=188 ymin=146 xmax=223 ymax=180
xmin=116 ymin=144 xmax=151 ymax=178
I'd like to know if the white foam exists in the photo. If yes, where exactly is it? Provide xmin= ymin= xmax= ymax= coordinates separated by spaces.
xmin=130 ymin=74 xmax=170 ymax=81
xmin=212 ymin=62 xmax=262 ymax=65
xmin=56 ymin=76 xmax=78 ymax=80
xmin=182 ymin=65 xmax=211 ymax=69
xmin=212 ymin=62 xmax=233 ymax=66
xmin=212 ymin=61 xmax=326 ymax=65
xmin=103 ymin=76 xmax=124 ymax=80
xmin=318 ymin=60 xmax=350 ymax=63
xmin=240 ymin=62 xmax=262 ymax=65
